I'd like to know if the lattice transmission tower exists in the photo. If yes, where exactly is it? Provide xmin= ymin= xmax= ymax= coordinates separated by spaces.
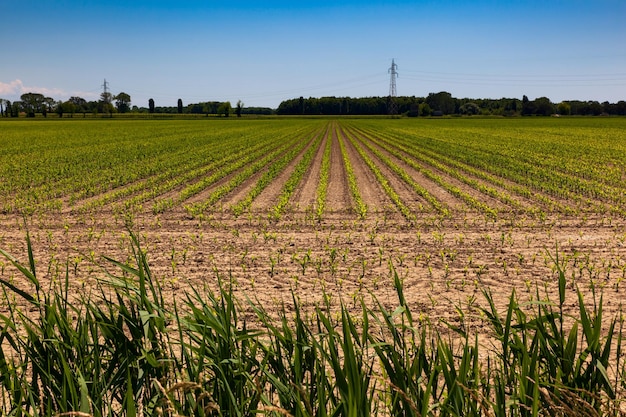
xmin=101 ymin=79 xmax=110 ymax=102
xmin=388 ymin=59 xmax=398 ymax=115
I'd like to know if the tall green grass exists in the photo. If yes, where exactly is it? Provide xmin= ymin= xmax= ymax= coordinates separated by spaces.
xmin=1 ymin=231 xmax=625 ymax=416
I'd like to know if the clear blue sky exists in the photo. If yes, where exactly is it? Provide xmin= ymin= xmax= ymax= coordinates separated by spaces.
xmin=1 ymin=0 xmax=625 ymax=109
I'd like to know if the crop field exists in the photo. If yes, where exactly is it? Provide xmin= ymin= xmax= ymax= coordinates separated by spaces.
xmin=2 ymin=116 xmax=626 ymax=415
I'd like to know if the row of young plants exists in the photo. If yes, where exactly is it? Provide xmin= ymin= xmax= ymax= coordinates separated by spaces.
xmin=358 ymin=126 xmax=526 ymax=211
xmin=352 ymin=123 xmax=499 ymax=219
xmin=340 ymin=126 xmax=417 ymax=222
xmin=1 ymin=232 xmax=625 ymax=416
xmin=337 ymin=125 xmax=368 ymax=219
xmin=363 ymin=119 xmax=626 ymax=215
xmin=184 ymin=128 xmax=311 ymax=218
xmin=313 ymin=126 xmax=333 ymax=221
xmin=342 ymin=125 xmax=449 ymax=216
xmin=231 ymin=126 xmax=325 ymax=217
xmin=350 ymin=123 xmax=540 ymax=217
xmin=270 ymin=125 xmax=328 ymax=220
xmin=472 ymin=124 xmax=626 ymax=193
xmin=359 ymin=125 xmax=568 ymax=215
xmin=152 ymin=124 xmax=315 ymax=215
xmin=0 ymin=120 xmax=326 ymax=215
xmin=88 ymin=131 xmax=266 ymax=214
xmin=1 ymin=121 xmax=233 ymax=213
xmin=360 ymin=123 xmax=568 ymax=215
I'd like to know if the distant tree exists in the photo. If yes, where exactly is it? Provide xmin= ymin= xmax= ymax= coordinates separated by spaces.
xmin=114 ymin=92 xmax=131 ymax=113
xmin=217 ymin=101 xmax=232 ymax=117
xmin=69 ymin=96 xmax=87 ymax=116
xmin=56 ymin=101 xmax=65 ymax=118
xmin=21 ymin=92 xmax=45 ymax=117
xmin=521 ymin=95 xmax=536 ymax=115
xmin=503 ymin=99 xmax=520 ymax=116
xmin=99 ymin=91 xmax=115 ymax=116
xmin=177 ymin=98 xmax=183 ymax=114
xmin=69 ymin=96 xmax=87 ymax=107
xmin=56 ymin=100 xmax=77 ymax=117
xmin=588 ymin=101 xmax=603 ymax=116
xmin=533 ymin=97 xmax=554 ymax=116
xmin=426 ymin=91 xmax=456 ymax=115
xmin=407 ymin=103 xmax=419 ymax=117
xmin=39 ymin=97 xmax=53 ymax=117
xmin=148 ymin=98 xmax=155 ymax=114
xmin=0 ymin=99 xmax=5 ymax=117
xmin=236 ymin=100 xmax=243 ymax=117
xmin=459 ymin=102 xmax=480 ymax=115
xmin=419 ymin=102 xmax=432 ymax=117
xmin=557 ymin=102 xmax=571 ymax=116
xmin=100 ymin=91 xmax=113 ymax=106
xmin=11 ymin=101 xmax=20 ymax=117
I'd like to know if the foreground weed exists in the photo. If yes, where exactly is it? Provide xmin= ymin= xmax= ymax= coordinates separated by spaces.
xmin=1 ymin=232 xmax=626 ymax=416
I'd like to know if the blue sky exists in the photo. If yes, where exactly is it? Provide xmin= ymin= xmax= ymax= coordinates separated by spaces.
xmin=1 ymin=0 xmax=625 ymax=108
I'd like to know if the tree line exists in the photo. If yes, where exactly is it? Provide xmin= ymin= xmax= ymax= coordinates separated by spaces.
xmin=2 ymin=90 xmax=624 ymax=118
xmin=0 ymin=93 xmax=273 ymax=118
xmin=276 ymin=93 xmax=626 ymax=116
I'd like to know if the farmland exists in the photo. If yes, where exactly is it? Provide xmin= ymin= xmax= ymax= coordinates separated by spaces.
xmin=2 ymin=117 xmax=626 ymax=415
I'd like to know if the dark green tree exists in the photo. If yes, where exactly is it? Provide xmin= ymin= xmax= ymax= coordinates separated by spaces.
xmin=99 ymin=91 xmax=115 ymax=116
xmin=69 ymin=97 xmax=87 ymax=116
xmin=20 ymin=92 xmax=45 ymax=117
xmin=217 ymin=101 xmax=232 ymax=117
xmin=177 ymin=98 xmax=183 ymax=114
xmin=114 ymin=92 xmax=131 ymax=113
xmin=419 ymin=102 xmax=432 ymax=117
xmin=459 ymin=102 xmax=480 ymax=115
xmin=236 ymin=100 xmax=243 ymax=117
xmin=148 ymin=98 xmax=155 ymax=114
xmin=533 ymin=97 xmax=554 ymax=116
xmin=521 ymin=95 xmax=535 ymax=115
xmin=557 ymin=102 xmax=571 ymax=116
xmin=426 ymin=91 xmax=456 ymax=115
xmin=11 ymin=101 xmax=20 ymax=117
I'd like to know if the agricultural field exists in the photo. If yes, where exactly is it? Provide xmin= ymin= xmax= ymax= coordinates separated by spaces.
xmin=2 ymin=116 xmax=626 ymax=415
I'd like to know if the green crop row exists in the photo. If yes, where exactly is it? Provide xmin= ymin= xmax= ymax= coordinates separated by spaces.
xmin=343 ymin=125 xmax=449 ymax=216
xmin=152 ymin=126 xmax=309 ymax=214
xmin=185 ymin=127 xmax=313 ymax=217
xmin=231 ymin=126 xmax=323 ymax=217
xmin=349 ymin=123 xmax=498 ymax=219
xmin=2 ymin=118 xmax=626 ymax=218
xmin=336 ymin=125 xmax=367 ymax=219
xmin=271 ymin=126 xmax=327 ymax=220
xmin=361 ymin=118 xmax=626 ymax=215
xmin=314 ymin=127 xmax=333 ymax=220
xmin=341 ymin=126 xmax=417 ymax=222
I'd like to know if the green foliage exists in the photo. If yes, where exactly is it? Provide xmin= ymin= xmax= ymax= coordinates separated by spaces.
xmin=315 ymin=127 xmax=333 ymax=220
xmin=337 ymin=125 xmax=367 ymax=219
xmin=2 ymin=118 xmax=626 ymax=218
xmin=271 ymin=127 xmax=326 ymax=220
xmin=217 ymin=101 xmax=232 ymax=117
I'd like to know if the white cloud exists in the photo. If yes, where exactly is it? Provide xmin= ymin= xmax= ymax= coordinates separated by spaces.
xmin=0 ymin=79 xmax=25 ymax=96
xmin=0 ymin=79 xmax=99 ymax=101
